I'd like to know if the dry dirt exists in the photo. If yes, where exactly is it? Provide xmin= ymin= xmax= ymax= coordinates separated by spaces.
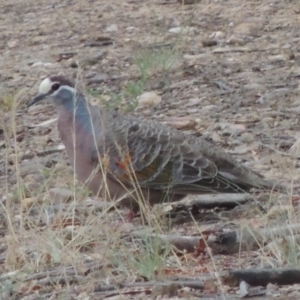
xmin=1 ymin=0 xmax=300 ymax=299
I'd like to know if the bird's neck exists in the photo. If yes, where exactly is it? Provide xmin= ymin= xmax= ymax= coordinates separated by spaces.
xmin=59 ymin=94 xmax=93 ymax=130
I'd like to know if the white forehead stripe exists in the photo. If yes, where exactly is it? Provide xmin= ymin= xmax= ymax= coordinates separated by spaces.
xmin=38 ymin=78 xmax=53 ymax=94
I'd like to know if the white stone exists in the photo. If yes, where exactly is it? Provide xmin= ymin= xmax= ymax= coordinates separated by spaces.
xmin=137 ymin=92 xmax=162 ymax=108
xmin=169 ymin=26 xmax=195 ymax=34
xmin=106 ymin=24 xmax=118 ymax=32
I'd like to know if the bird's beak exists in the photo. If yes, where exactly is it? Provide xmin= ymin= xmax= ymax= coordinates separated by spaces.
xmin=27 ymin=93 xmax=48 ymax=107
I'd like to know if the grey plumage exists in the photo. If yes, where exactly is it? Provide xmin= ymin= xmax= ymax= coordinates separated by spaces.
xmin=28 ymin=76 xmax=276 ymax=210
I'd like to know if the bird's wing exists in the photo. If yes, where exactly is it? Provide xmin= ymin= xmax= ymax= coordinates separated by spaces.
xmin=91 ymin=113 xmax=269 ymax=193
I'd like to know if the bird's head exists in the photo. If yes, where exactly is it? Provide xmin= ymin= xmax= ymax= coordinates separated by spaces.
xmin=28 ymin=76 xmax=77 ymax=108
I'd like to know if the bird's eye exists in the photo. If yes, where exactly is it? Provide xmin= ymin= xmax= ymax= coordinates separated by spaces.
xmin=52 ymin=83 xmax=60 ymax=91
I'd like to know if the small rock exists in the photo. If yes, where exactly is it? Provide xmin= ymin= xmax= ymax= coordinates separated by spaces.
xmin=82 ymin=56 xmax=100 ymax=66
xmin=178 ymin=0 xmax=200 ymax=4
xmin=187 ymin=108 xmax=199 ymax=114
xmin=229 ymin=145 xmax=250 ymax=155
xmin=264 ymin=88 xmax=291 ymax=102
xmin=140 ymin=109 xmax=152 ymax=117
xmin=209 ymin=31 xmax=226 ymax=40
xmin=166 ymin=117 xmax=198 ymax=130
xmin=7 ymin=40 xmax=18 ymax=48
xmin=183 ymin=53 xmax=213 ymax=61
xmin=41 ymin=153 xmax=62 ymax=168
xmin=239 ymin=132 xmax=255 ymax=143
xmin=137 ymin=92 xmax=162 ymax=108
xmin=24 ymin=174 xmax=45 ymax=191
xmin=266 ymin=283 xmax=279 ymax=296
xmin=239 ymin=281 xmax=249 ymax=298
xmin=48 ymin=188 xmax=73 ymax=204
xmin=187 ymin=98 xmax=203 ymax=106
xmin=106 ymin=24 xmax=118 ymax=32
xmin=87 ymin=74 xmax=108 ymax=84
xmin=20 ymin=161 xmax=42 ymax=177
xmin=95 ymin=50 xmax=107 ymax=59
xmin=69 ymin=59 xmax=78 ymax=68
xmin=243 ymin=83 xmax=266 ymax=92
xmin=202 ymin=39 xmax=218 ymax=47
xmin=85 ymin=72 xmax=98 ymax=79
xmin=126 ymin=26 xmax=135 ymax=33
xmin=21 ymin=197 xmax=38 ymax=208
xmin=57 ymin=51 xmax=77 ymax=61
xmin=215 ymin=122 xmax=246 ymax=135
xmin=118 ymin=222 xmax=135 ymax=233
xmin=203 ymin=278 xmax=218 ymax=293
xmin=31 ymin=62 xmax=54 ymax=67
xmin=255 ymin=96 xmax=264 ymax=105
xmin=169 ymin=26 xmax=195 ymax=34
xmin=234 ymin=22 xmax=261 ymax=36
xmin=151 ymin=283 xmax=178 ymax=298
xmin=102 ymin=4 xmax=114 ymax=12
xmin=262 ymin=117 xmax=274 ymax=125
xmin=226 ymin=35 xmax=246 ymax=46
xmin=268 ymin=54 xmax=286 ymax=62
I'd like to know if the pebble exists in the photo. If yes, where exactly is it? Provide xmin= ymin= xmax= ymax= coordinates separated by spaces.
xmin=215 ymin=122 xmax=246 ymax=135
xmin=169 ymin=27 xmax=195 ymax=34
xmin=137 ymin=92 xmax=162 ymax=108
xmin=209 ymin=31 xmax=226 ymax=40
xmin=106 ymin=24 xmax=118 ymax=32
xmin=87 ymin=74 xmax=108 ymax=84
xmin=177 ymin=0 xmax=200 ymax=4
xmin=165 ymin=117 xmax=198 ymax=130
xmin=226 ymin=35 xmax=246 ymax=46
xmin=186 ymin=98 xmax=203 ymax=107
xmin=31 ymin=62 xmax=54 ymax=67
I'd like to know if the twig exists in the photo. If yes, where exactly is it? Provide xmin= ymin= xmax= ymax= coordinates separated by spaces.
xmin=128 ymin=223 xmax=300 ymax=255
xmin=212 ymin=47 xmax=280 ymax=53
xmin=21 ymin=146 xmax=65 ymax=161
xmin=259 ymin=142 xmax=300 ymax=159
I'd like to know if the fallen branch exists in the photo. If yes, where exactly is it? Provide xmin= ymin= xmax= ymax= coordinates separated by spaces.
xmin=207 ymin=223 xmax=300 ymax=255
xmin=129 ymin=223 xmax=300 ymax=255
xmin=169 ymin=193 xmax=252 ymax=210
xmin=222 ymin=267 xmax=300 ymax=287
xmin=93 ymin=280 xmax=204 ymax=297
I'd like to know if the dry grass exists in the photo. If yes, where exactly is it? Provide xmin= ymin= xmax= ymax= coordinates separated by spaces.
xmin=2 ymin=87 xmax=299 ymax=298
xmin=1 ymin=0 xmax=300 ymax=298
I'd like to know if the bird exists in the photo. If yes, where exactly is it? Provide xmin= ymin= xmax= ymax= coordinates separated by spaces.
xmin=28 ymin=75 xmax=277 ymax=212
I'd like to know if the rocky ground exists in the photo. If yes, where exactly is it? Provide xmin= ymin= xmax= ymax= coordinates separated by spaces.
xmin=1 ymin=0 xmax=300 ymax=299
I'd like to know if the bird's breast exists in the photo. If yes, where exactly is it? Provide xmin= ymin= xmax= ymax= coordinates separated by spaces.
xmin=57 ymin=109 xmax=96 ymax=182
